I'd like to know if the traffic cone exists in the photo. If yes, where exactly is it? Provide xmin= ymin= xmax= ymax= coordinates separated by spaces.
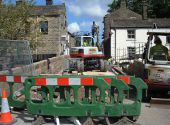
xmin=0 ymin=88 xmax=16 ymax=124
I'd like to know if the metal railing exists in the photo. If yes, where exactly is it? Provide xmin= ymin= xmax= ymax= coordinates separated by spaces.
xmin=116 ymin=44 xmax=145 ymax=63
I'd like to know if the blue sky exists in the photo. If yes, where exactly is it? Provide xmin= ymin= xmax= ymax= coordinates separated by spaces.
xmin=6 ymin=0 xmax=113 ymax=40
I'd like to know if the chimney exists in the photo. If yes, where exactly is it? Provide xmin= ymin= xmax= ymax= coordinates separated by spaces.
xmin=46 ymin=0 xmax=53 ymax=5
xmin=16 ymin=0 xmax=24 ymax=5
xmin=120 ymin=0 xmax=127 ymax=9
xmin=142 ymin=0 xmax=148 ymax=20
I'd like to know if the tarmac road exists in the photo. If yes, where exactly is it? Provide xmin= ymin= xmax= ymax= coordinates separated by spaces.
xmin=137 ymin=103 xmax=170 ymax=125
xmin=11 ymin=103 xmax=170 ymax=125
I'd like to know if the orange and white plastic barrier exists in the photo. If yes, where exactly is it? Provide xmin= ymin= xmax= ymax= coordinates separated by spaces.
xmin=0 ymin=75 xmax=27 ymax=83
xmin=35 ymin=77 xmax=93 ymax=86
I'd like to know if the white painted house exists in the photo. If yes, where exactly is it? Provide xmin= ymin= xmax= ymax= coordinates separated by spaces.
xmin=103 ymin=0 xmax=170 ymax=62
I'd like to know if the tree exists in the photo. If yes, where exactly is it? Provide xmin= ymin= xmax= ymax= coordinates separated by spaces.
xmin=130 ymin=0 xmax=143 ymax=15
xmin=148 ymin=0 xmax=170 ymax=18
xmin=108 ymin=0 xmax=143 ymax=14
xmin=108 ymin=0 xmax=170 ymax=18
xmin=108 ymin=0 xmax=121 ymax=12
xmin=0 ymin=0 xmax=42 ymax=50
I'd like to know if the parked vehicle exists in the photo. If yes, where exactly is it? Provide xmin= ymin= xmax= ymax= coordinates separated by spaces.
xmin=69 ymin=22 xmax=109 ymax=72
xmin=143 ymin=31 xmax=170 ymax=98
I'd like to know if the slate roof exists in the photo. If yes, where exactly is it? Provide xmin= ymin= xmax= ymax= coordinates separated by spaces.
xmin=109 ymin=6 xmax=142 ymax=20
xmin=32 ymin=4 xmax=65 ymax=16
xmin=108 ymin=1 xmax=170 ymax=29
xmin=111 ymin=18 xmax=170 ymax=28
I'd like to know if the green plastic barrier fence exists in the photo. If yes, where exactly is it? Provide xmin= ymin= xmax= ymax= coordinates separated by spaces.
xmin=23 ymin=75 xmax=147 ymax=117
xmin=117 ymin=76 xmax=148 ymax=117
xmin=0 ymin=75 xmax=27 ymax=108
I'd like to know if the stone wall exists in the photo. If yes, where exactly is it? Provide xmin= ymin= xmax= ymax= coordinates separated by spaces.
xmin=0 ymin=55 xmax=67 ymax=75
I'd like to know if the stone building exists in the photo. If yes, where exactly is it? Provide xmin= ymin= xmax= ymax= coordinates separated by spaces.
xmin=0 ymin=0 xmax=67 ymax=61
xmin=62 ymin=32 xmax=76 ymax=55
xmin=67 ymin=32 xmax=76 ymax=48
xmin=103 ymin=0 xmax=170 ymax=61
xmin=31 ymin=0 xmax=67 ymax=61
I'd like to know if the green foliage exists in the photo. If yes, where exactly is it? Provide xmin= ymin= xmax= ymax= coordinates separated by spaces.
xmin=108 ymin=0 xmax=121 ymax=12
xmin=130 ymin=0 xmax=143 ymax=15
xmin=108 ymin=0 xmax=170 ymax=18
xmin=0 ymin=0 xmax=42 ymax=50
xmin=148 ymin=0 xmax=170 ymax=18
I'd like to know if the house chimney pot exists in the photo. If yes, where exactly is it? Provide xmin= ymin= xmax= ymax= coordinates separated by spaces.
xmin=120 ymin=0 xmax=127 ymax=8
xmin=46 ymin=0 xmax=53 ymax=5
xmin=16 ymin=0 xmax=24 ymax=5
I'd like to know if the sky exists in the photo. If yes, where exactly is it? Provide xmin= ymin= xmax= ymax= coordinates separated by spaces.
xmin=7 ymin=0 xmax=113 ymax=40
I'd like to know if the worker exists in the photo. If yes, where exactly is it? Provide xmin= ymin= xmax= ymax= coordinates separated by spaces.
xmin=108 ymin=57 xmax=114 ymax=65
xmin=83 ymin=39 xmax=88 ymax=47
xmin=150 ymin=36 xmax=169 ymax=60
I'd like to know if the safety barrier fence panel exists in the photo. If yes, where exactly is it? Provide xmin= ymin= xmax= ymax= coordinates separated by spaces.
xmin=118 ymin=76 xmax=147 ymax=116
xmin=0 ymin=75 xmax=28 ymax=108
xmin=24 ymin=75 xmax=147 ymax=117
xmin=96 ymin=75 xmax=147 ymax=116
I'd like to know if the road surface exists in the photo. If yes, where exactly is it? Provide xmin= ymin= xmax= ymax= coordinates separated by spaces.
xmin=11 ymin=103 xmax=170 ymax=125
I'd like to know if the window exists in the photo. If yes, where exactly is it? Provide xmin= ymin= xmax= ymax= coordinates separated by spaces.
xmin=127 ymin=47 xmax=136 ymax=59
xmin=83 ymin=37 xmax=92 ymax=46
xmin=127 ymin=30 xmax=135 ymax=39
xmin=75 ymin=37 xmax=81 ymax=47
xmin=166 ymin=35 xmax=170 ymax=44
xmin=40 ymin=21 xmax=48 ymax=34
xmin=61 ymin=36 xmax=66 ymax=41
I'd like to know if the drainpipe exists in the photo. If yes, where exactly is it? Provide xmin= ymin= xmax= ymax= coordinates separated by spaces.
xmin=114 ymin=28 xmax=117 ymax=63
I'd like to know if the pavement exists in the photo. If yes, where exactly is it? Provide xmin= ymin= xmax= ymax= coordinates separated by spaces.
xmin=10 ymin=103 xmax=170 ymax=125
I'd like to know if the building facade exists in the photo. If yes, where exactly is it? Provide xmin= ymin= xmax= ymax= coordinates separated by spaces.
xmin=103 ymin=0 xmax=170 ymax=62
xmin=31 ymin=0 xmax=67 ymax=60
xmin=0 ymin=0 xmax=68 ymax=61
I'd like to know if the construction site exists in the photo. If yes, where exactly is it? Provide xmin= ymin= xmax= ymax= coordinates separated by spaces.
xmin=0 ymin=0 xmax=170 ymax=125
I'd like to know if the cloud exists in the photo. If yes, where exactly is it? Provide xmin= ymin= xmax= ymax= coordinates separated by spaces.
xmin=83 ymin=4 xmax=105 ymax=18
xmin=80 ymin=22 xmax=92 ymax=27
xmin=67 ymin=0 xmax=112 ymax=19
xmin=68 ymin=4 xmax=105 ymax=18
xmin=68 ymin=22 xmax=80 ymax=33
xmin=66 ymin=0 xmax=113 ymax=40
xmin=80 ymin=21 xmax=101 ymax=29
xmin=68 ymin=3 xmax=82 ymax=16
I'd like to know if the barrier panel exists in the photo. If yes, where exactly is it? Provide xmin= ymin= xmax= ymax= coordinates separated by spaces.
xmin=117 ymin=76 xmax=148 ymax=117
xmin=24 ymin=75 xmax=147 ymax=117
xmin=0 ymin=74 xmax=147 ymax=120
xmin=0 ymin=75 xmax=27 ymax=108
